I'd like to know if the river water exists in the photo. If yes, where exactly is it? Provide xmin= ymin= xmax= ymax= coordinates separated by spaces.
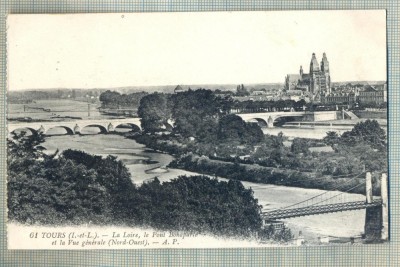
xmin=42 ymin=133 xmax=366 ymax=242
xmin=263 ymin=126 xmax=353 ymax=139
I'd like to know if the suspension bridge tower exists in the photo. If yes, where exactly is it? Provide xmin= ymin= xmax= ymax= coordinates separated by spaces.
xmin=364 ymin=172 xmax=389 ymax=242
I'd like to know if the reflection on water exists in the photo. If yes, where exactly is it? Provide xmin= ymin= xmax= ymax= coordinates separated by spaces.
xmin=41 ymin=134 xmax=365 ymax=240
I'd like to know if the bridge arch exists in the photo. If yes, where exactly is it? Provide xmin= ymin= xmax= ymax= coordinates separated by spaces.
xmin=45 ymin=126 xmax=74 ymax=135
xmin=10 ymin=127 xmax=38 ymax=136
xmin=247 ymin=118 xmax=269 ymax=128
xmin=114 ymin=123 xmax=141 ymax=133
xmin=273 ymin=115 xmax=303 ymax=127
xmin=80 ymin=124 xmax=108 ymax=134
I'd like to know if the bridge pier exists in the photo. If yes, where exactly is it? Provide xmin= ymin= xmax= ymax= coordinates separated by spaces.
xmin=364 ymin=173 xmax=389 ymax=242
xmin=381 ymin=173 xmax=389 ymax=241
xmin=261 ymin=172 xmax=388 ymax=242
xmin=73 ymin=124 xmax=81 ymax=134
xmin=364 ymin=205 xmax=382 ymax=242
xmin=38 ymin=125 xmax=45 ymax=134
xmin=108 ymin=123 xmax=114 ymax=132
xmin=267 ymin=116 xmax=274 ymax=128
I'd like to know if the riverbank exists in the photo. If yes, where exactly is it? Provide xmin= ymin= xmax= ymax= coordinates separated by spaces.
xmin=40 ymin=133 xmax=367 ymax=242
xmin=131 ymin=132 xmax=384 ymax=195
xmin=167 ymin=153 xmax=372 ymax=195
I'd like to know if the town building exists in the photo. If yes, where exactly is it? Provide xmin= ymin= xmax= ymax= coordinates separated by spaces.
xmin=174 ymin=85 xmax=185 ymax=93
xmin=321 ymin=83 xmax=387 ymax=106
xmin=358 ymin=84 xmax=387 ymax=104
xmin=321 ymin=92 xmax=357 ymax=105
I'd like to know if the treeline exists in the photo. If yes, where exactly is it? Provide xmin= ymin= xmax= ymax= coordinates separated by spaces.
xmin=99 ymin=90 xmax=148 ymax=109
xmin=9 ymin=89 xmax=104 ymax=102
xmin=230 ymin=99 xmax=308 ymax=113
xmin=100 ymin=88 xmax=311 ymax=116
xmin=168 ymin=153 xmax=378 ymax=195
xmin=8 ymin=132 xmax=288 ymax=240
xmin=356 ymin=101 xmax=387 ymax=110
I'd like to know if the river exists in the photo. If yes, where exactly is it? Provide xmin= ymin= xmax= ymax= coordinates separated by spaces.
xmin=42 ymin=133 xmax=366 ymax=243
xmin=263 ymin=126 xmax=353 ymax=139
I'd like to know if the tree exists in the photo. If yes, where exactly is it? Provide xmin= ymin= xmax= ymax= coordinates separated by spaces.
xmin=170 ymin=89 xmax=227 ymax=140
xmin=236 ymin=84 xmax=250 ymax=96
xmin=243 ymin=122 xmax=265 ymax=145
xmin=218 ymin=114 xmax=247 ymax=143
xmin=99 ymin=90 xmax=121 ymax=108
xmin=7 ymin=133 xmax=133 ymax=225
xmin=137 ymin=175 xmax=263 ymax=236
xmin=138 ymin=93 xmax=171 ymax=133
xmin=291 ymin=138 xmax=310 ymax=155
xmin=7 ymin=131 xmax=45 ymax=160
xmin=339 ymin=119 xmax=386 ymax=150
xmin=323 ymin=131 xmax=340 ymax=147
xmin=217 ymin=114 xmax=264 ymax=145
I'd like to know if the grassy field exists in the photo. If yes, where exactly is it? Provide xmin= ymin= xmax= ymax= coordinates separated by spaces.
xmin=8 ymin=99 xmax=105 ymax=120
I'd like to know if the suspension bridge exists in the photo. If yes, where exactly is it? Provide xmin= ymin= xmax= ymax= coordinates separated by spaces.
xmin=262 ymin=172 xmax=389 ymax=241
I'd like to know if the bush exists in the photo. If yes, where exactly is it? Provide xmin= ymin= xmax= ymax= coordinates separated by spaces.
xmin=259 ymin=225 xmax=294 ymax=243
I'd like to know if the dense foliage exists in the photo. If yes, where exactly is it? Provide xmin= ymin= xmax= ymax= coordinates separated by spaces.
xmin=137 ymin=89 xmax=263 ymax=144
xmin=335 ymin=119 xmax=386 ymax=151
xmin=134 ymin=119 xmax=386 ymax=195
xmin=137 ymin=93 xmax=171 ymax=133
xmin=8 ymin=132 xmax=133 ymax=225
xmin=7 ymin=132 xmax=273 ymax=239
xmin=135 ymin=176 xmax=263 ymax=236
xmin=168 ymin=153 xmax=374 ymax=195
xmin=99 ymin=90 xmax=148 ymax=109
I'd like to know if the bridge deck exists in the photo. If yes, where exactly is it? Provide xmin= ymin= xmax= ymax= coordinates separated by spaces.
xmin=262 ymin=200 xmax=382 ymax=220
xmin=8 ymin=118 xmax=142 ymax=133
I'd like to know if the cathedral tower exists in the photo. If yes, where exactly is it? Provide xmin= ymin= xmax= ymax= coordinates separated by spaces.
xmin=310 ymin=53 xmax=320 ymax=73
xmin=285 ymin=52 xmax=332 ymax=99
xmin=308 ymin=52 xmax=332 ymax=97
xmin=320 ymin=52 xmax=331 ymax=94
xmin=321 ymin=52 xmax=329 ymax=73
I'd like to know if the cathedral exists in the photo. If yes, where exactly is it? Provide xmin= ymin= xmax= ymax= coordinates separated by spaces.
xmin=285 ymin=53 xmax=331 ymax=100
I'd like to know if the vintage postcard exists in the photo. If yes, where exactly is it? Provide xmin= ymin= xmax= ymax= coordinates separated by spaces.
xmin=6 ymin=11 xmax=388 ymax=249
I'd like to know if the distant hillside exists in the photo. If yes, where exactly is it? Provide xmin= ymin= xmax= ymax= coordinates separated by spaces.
xmin=9 ymin=83 xmax=284 ymax=100
xmin=9 ymin=81 xmax=385 ymax=101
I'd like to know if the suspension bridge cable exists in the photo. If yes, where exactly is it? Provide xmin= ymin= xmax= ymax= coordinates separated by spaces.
xmin=267 ymin=172 xmax=365 ymax=212
xmin=305 ymin=181 xmax=366 ymax=207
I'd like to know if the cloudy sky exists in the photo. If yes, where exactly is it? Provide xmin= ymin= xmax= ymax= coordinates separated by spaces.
xmin=8 ymin=10 xmax=386 ymax=91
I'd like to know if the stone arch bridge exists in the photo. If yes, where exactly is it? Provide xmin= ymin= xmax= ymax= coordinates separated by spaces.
xmin=237 ymin=111 xmax=337 ymax=128
xmin=8 ymin=118 xmax=142 ymax=135
xmin=8 ymin=111 xmax=339 ymax=134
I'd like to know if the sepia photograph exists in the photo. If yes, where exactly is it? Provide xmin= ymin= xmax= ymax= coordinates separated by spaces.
xmin=6 ymin=10 xmax=388 ymax=249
